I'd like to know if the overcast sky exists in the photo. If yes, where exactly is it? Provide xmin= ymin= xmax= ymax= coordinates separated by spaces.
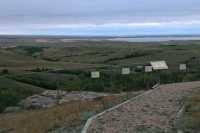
xmin=1 ymin=0 xmax=200 ymax=35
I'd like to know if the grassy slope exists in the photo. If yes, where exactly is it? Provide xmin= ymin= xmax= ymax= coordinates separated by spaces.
xmin=0 ymin=77 xmax=44 ymax=112
xmin=7 ymin=72 xmax=83 ymax=91
xmin=175 ymin=88 xmax=200 ymax=132
xmin=0 ymin=48 xmax=102 ymax=71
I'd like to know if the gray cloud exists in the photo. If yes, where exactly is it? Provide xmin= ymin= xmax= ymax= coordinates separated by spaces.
xmin=0 ymin=0 xmax=200 ymax=35
xmin=1 ymin=0 xmax=200 ymax=19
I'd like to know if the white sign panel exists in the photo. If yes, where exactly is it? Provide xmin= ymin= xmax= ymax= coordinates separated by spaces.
xmin=122 ymin=68 xmax=130 ymax=75
xmin=179 ymin=64 xmax=187 ymax=71
xmin=91 ymin=71 xmax=100 ymax=78
xmin=145 ymin=66 xmax=153 ymax=72
xmin=150 ymin=61 xmax=168 ymax=70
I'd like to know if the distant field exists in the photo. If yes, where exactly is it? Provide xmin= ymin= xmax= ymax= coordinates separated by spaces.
xmin=1 ymin=39 xmax=200 ymax=71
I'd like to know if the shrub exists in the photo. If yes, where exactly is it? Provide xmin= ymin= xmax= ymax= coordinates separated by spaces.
xmin=0 ymin=88 xmax=22 ymax=112
xmin=1 ymin=69 xmax=8 ymax=75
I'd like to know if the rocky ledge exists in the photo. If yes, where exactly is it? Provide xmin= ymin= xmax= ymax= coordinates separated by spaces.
xmin=4 ymin=90 xmax=109 ymax=112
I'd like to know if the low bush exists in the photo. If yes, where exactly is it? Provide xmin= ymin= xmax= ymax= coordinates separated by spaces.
xmin=175 ymin=89 xmax=200 ymax=132
xmin=1 ymin=69 xmax=9 ymax=75
xmin=0 ymin=77 xmax=43 ymax=112
xmin=7 ymin=70 xmax=200 ymax=93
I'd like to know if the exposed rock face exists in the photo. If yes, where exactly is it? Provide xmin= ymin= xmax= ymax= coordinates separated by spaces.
xmin=59 ymin=91 xmax=108 ymax=104
xmin=19 ymin=90 xmax=109 ymax=109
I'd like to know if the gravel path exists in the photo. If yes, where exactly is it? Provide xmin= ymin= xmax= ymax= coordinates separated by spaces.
xmin=84 ymin=81 xmax=200 ymax=133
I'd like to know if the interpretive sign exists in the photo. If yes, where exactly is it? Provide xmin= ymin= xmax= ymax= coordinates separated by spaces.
xmin=91 ymin=71 xmax=100 ymax=78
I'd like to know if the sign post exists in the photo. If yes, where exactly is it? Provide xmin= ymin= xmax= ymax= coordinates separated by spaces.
xmin=121 ymin=67 xmax=131 ymax=91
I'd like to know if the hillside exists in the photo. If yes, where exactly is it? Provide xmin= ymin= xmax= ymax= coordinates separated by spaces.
xmin=0 ymin=38 xmax=200 ymax=132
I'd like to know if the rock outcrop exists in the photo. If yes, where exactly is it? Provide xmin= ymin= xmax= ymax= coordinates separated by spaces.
xmin=19 ymin=90 xmax=109 ymax=109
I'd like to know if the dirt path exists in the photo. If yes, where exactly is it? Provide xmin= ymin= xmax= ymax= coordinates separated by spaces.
xmin=84 ymin=81 xmax=200 ymax=133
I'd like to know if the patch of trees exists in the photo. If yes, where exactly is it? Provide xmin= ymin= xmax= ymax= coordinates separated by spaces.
xmin=1 ymin=69 xmax=9 ymax=75
xmin=2 ymin=69 xmax=200 ymax=112
xmin=8 ymin=70 xmax=200 ymax=93
xmin=18 ymin=46 xmax=45 ymax=55
xmin=85 ymin=71 xmax=200 ymax=92
xmin=104 ymin=52 xmax=149 ymax=63
xmin=0 ymin=88 xmax=22 ymax=112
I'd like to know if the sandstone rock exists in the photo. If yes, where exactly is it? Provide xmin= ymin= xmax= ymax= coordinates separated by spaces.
xmin=20 ymin=95 xmax=57 ymax=109
xmin=20 ymin=90 xmax=109 ymax=109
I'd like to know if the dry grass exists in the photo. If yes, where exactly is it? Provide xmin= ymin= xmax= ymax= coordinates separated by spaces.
xmin=185 ymin=89 xmax=200 ymax=130
xmin=175 ymin=88 xmax=200 ymax=132
xmin=0 ymin=94 xmax=134 ymax=133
